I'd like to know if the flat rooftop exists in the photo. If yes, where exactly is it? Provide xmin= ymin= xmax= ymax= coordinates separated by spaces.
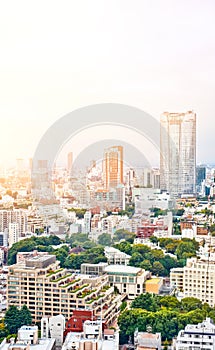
xmin=105 ymin=265 xmax=142 ymax=276
xmin=145 ymin=278 xmax=162 ymax=284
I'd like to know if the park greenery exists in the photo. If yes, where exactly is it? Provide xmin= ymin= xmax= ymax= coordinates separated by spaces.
xmin=118 ymin=293 xmax=215 ymax=343
xmin=7 ymin=227 xmax=199 ymax=276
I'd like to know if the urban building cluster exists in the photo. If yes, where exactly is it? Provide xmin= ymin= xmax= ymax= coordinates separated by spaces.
xmin=2 ymin=111 xmax=215 ymax=348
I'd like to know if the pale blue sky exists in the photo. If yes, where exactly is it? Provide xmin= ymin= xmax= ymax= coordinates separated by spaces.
xmin=0 ymin=0 xmax=215 ymax=166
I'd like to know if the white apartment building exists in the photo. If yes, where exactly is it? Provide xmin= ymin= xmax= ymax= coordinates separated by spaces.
xmin=105 ymin=265 xmax=151 ymax=299
xmin=7 ymin=255 xmax=123 ymax=323
xmin=175 ymin=318 xmax=215 ymax=350
xmin=62 ymin=320 xmax=119 ymax=350
xmin=8 ymin=223 xmax=19 ymax=247
xmin=84 ymin=211 xmax=91 ymax=234
xmin=104 ymin=247 xmax=131 ymax=265
xmin=41 ymin=314 xmax=65 ymax=347
xmin=170 ymin=257 xmax=215 ymax=307
xmin=0 ymin=209 xmax=28 ymax=237
xmin=17 ymin=326 xmax=38 ymax=345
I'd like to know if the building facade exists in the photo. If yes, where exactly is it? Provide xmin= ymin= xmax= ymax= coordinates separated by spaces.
xmin=160 ymin=111 xmax=196 ymax=196
xmin=7 ymin=255 xmax=123 ymax=323
xmin=175 ymin=318 xmax=215 ymax=350
xmin=103 ymin=146 xmax=123 ymax=189
xmin=170 ymin=258 xmax=215 ymax=307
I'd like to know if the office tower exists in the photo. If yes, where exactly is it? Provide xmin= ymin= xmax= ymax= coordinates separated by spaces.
xmin=103 ymin=146 xmax=123 ymax=189
xmin=160 ymin=111 xmax=196 ymax=196
xmin=67 ymin=152 xmax=73 ymax=174
xmin=196 ymin=165 xmax=206 ymax=189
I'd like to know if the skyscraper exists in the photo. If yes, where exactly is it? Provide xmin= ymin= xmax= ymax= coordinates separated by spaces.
xmin=103 ymin=146 xmax=123 ymax=189
xmin=160 ymin=111 xmax=196 ymax=196
xmin=67 ymin=152 xmax=73 ymax=174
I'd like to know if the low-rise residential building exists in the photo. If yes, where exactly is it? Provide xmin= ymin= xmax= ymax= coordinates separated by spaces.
xmin=62 ymin=320 xmax=119 ymax=350
xmin=17 ymin=326 xmax=38 ymax=345
xmin=41 ymin=314 xmax=65 ymax=347
xmin=104 ymin=247 xmax=131 ymax=265
xmin=174 ymin=318 xmax=215 ymax=350
xmin=105 ymin=265 xmax=150 ymax=299
xmin=134 ymin=330 xmax=161 ymax=350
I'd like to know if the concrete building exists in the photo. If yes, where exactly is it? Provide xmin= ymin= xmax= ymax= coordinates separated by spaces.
xmin=8 ymin=223 xmax=19 ymax=247
xmin=104 ymin=247 xmax=131 ymax=265
xmin=17 ymin=326 xmax=38 ymax=345
xmin=0 ymin=325 xmax=56 ymax=350
xmin=134 ymin=330 xmax=161 ymax=350
xmin=0 ymin=339 xmax=56 ymax=350
xmin=84 ymin=211 xmax=91 ymax=234
xmin=170 ymin=267 xmax=184 ymax=292
xmin=7 ymin=254 xmax=123 ymax=323
xmin=160 ymin=111 xmax=196 ymax=196
xmin=0 ymin=209 xmax=28 ymax=239
xmin=0 ymin=230 xmax=8 ymax=247
xmin=105 ymin=265 xmax=150 ymax=299
xmin=174 ymin=318 xmax=215 ymax=350
xmin=170 ymin=257 xmax=215 ymax=306
xmin=81 ymin=263 xmax=108 ymax=276
xmin=145 ymin=278 xmax=163 ymax=295
xmin=133 ymin=188 xmax=174 ymax=212
xmin=103 ymin=146 xmax=123 ymax=190
xmin=62 ymin=320 xmax=119 ymax=350
xmin=41 ymin=314 xmax=65 ymax=347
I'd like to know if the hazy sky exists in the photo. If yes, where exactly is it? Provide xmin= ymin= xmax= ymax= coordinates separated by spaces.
xmin=0 ymin=0 xmax=215 ymax=167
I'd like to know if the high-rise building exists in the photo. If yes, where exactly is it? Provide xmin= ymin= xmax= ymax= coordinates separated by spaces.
xmin=67 ymin=152 xmax=73 ymax=175
xmin=160 ymin=111 xmax=196 ymax=196
xmin=103 ymin=146 xmax=123 ymax=189
xmin=170 ymin=257 xmax=215 ymax=307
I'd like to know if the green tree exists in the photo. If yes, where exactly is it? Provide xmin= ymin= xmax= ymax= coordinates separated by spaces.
xmin=132 ymin=244 xmax=151 ymax=255
xmin=129 ymin=252 xmax=143 ymax=267
xmin=131 ymin=293 xmax=160 ymax=312
xmin=159 ymin=296 xmax=181 ymax=310
xmin=5 ymin=306 xmax=21 ymax=334
xmin=97 ymin=233 xmax=112 ymax=246
xmin=181 ymin=297 xmax=203 ymax=312
xmin=140 ymin=259 xmax=152 ymax=271
xmin=151 ymin=261 xmax=166 ymax=276
xmin=20 ymin=305 xmax=32 ymax=326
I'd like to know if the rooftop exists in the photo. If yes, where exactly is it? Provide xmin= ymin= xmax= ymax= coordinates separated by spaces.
xmin=145 ymin=278 xmax=162 ymax=285
xmin=105 ymin=265 xmax=142 ymax=276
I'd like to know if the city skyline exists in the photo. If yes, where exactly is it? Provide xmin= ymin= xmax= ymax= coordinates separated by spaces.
xmin=1 ymin=1 xmax=215 ymax=166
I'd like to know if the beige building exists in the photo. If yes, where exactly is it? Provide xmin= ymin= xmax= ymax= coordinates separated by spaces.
xmin=145 ymin=278 xmax=163 ymax=295
xmin=170 ymin=257 xmax=215 ymax=307
xmin=7 ymin=255 xmax=123 ymax=323
xmin=105 ymin=265 xmax=150 ymax=299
